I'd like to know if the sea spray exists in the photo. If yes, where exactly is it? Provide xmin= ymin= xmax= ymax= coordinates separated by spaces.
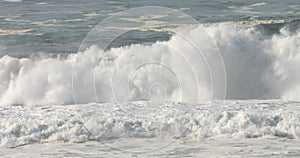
xmin=0 ymin=23 xmax=300 ymax=105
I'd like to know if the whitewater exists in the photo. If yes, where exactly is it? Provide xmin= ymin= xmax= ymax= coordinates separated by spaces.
xmin=1 ymin=23 xmax=300 ymax=105
xmin=0 ymin=100 xmax=300 ymax=157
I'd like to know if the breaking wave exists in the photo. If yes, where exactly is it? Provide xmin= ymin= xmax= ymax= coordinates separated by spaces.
xmin=0 ymin=23 xmax=300 ymax=105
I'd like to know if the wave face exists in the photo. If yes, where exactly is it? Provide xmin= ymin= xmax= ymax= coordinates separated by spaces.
xmin=0 ymin=23 xmax=300 ymax=105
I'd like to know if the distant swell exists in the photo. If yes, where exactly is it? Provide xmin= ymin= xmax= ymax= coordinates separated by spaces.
xmin=0 ymin=23 xmax=300 ymax=105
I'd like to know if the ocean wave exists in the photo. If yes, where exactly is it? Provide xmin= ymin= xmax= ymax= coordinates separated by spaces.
xmin=0 ymin=23 xmax=300 ymax=105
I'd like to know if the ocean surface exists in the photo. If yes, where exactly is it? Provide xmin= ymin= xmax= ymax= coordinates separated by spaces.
xmin=1 ymin=0 xmax=300 ymax=157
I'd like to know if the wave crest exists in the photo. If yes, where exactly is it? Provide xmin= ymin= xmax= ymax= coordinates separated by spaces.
xmin=0 ymin=23 xmax=300 ymax=105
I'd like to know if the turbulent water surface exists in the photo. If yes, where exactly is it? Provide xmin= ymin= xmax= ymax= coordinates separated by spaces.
xmin=1 ymin=0 xmax=300 ymax=157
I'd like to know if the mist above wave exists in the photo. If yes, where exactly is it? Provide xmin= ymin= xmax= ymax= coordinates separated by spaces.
xmin=0 ymin=23 xmax=300 ymax=105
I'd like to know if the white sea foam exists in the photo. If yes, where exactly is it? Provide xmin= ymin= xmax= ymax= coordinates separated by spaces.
xmin=3 ymin=0 xmax=22 ymax=2
xmin=0 ymin=100 xmax=299 ymax=148
xmin=0 ymin=28 xmax=33 ymax=35
xmin=0 ymin=23 xmax=300 ymax=105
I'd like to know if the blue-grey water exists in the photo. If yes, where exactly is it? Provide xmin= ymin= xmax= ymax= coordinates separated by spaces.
xmin=1 ymin=0 xmax=300 ymax=54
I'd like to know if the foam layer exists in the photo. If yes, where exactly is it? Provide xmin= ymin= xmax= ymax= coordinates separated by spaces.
xmin=0 ymin=100 xmax=299 ymax=148
xmin=3 ymin=0 xmax=22 ymax=2
xmin=0 ymin=23 xmax=300 ymax=105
